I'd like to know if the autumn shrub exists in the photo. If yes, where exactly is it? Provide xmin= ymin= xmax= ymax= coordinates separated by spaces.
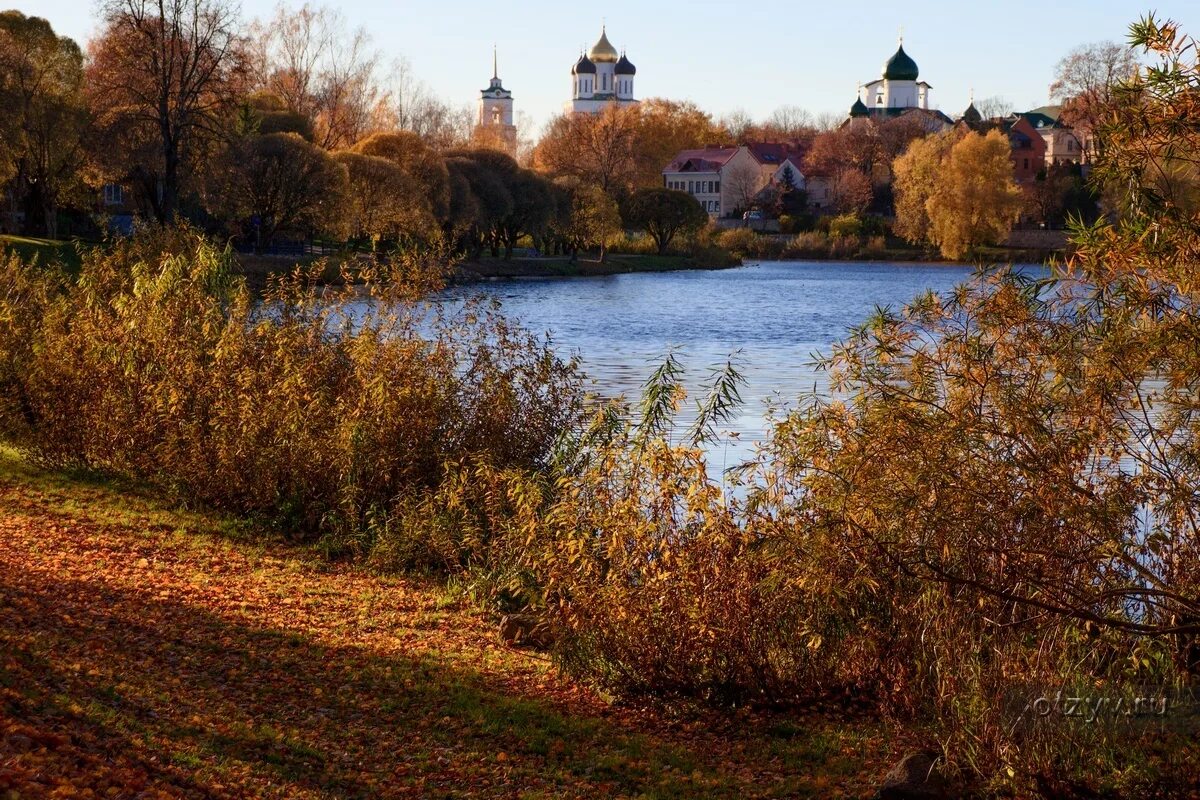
xmin=784 ymin=231 xmax=830 ymax=258
xmin=714 ymin=226 xmax=756 ymax=256
xmin=0 ymin=226 xmax=582 ymax=556
xmin=827 ymin=213 xmax=863 ymax=238
xmin=859 ymin=235 xmax=887 ymax=257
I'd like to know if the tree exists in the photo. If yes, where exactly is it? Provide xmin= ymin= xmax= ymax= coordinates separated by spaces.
xmin=208 ymin=131 xmax=347 ymax=248
xmin=533 ymin=104 xmax=639 ymax=194
xmin=724 ymin=161 xmax=762 ymax=217
xmin=568 ymin=184 xmax=621 ymax=263
xmin=629 ymin=99 xmax=727 ymax=189
xmin=333 ymin=151 xmax=427 ymax=247
xmin=1025 ymin=163 xmax=1073 ymax=226
xmin=0 ymin=12 xmax=89 ymax=237
xmin=892 ymin=131 xmax=958 ymax=244
xmin=249 ymin=3 xmax=381 ymax=150
xmin=623 ymin=188 xmax=707 ymax=254
xmin=444 ymin=155 xmax=511 ymax=257
xmin=352 ymin=131 xmax=449 ymax=220
xmin=926 ymin=130 xmax=1024 ymax=258
xmin=827 ymin=168 xmax=873 ymax=216
xmin=974 ymin=95 xmax=1014 ymax=119
xmin=1050 ymin=40 xmax=1140 ymax=158
xmin=784 ymin=15 xmax=1200 ymax=653
xmin=87 ymin=0 xmax=244 ymax=222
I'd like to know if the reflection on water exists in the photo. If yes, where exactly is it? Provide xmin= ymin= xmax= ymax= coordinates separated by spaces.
xmin=437 ymin=260 xmax=999 ymax=464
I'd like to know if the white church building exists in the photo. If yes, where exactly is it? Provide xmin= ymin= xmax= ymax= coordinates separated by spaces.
xmin=568 ymin=27 xmax=638 ymax=114
xmin=847 ymin=38 xmax=954 ymax=128
xmin=475 ymin=49 xmax=517 ymax=155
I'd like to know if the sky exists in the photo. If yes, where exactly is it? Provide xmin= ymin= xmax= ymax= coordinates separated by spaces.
xmin=13 ymin=0 xmax=1192 ymax=133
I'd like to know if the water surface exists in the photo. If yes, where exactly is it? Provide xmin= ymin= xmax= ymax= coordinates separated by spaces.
xmin=440 ymin=259 xmax=997 ymax=462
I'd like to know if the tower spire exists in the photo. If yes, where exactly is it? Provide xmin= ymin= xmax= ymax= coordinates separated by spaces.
xmin=493 ymin=44 xmax=497 ymax=79
xmin=899 ymin=25 xmax=903 ymax=45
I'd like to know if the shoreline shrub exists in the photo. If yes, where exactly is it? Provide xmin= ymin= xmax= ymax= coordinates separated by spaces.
xmin=0 ymin=227 xmax=583 ymax=550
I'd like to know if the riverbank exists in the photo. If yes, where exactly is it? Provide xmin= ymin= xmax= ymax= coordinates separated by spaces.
xmin=0 ymin=446 xmax=890 ymax=798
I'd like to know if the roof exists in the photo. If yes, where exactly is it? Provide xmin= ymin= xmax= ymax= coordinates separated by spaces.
xmin=850 ymin=97 xmax=870 ymax=117
xmin=746 ymin=142 xmax=805 ymax=165
xmin=572 ymin=53 xmax=596 ymax=75
xmin=883 ymin=44 xmax=919 ymax=81
xmin=662 ymin=146 xmax=741 ymax=174
xmin=961 ymin=102 xmax=981 ymax=123
xmin=589 ymin=27 xmax=619 ymax=63
xmin=615 ymin=53 xmax=636 ymax=75
xmin=847 ymin=107 xmax=953 ymax=127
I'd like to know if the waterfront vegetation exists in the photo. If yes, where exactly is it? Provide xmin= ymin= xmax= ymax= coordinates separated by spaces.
xmin=3 ymin=7 xmax=1200 ymax=800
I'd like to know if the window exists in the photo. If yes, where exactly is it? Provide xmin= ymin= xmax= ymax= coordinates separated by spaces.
xmin=103 ymin=184 xmax=123 ymax=206
xmin=714 ymin=201 xmax=720 ymax=214
xmin=715 ymin=181 xmax=720 ymax=193
xmin=1067 ymin=140 xmax=1075 ymax=152
xmin=688 ymin=181 xmax=694 ymax=193
xmin=1023 ymin=158 xmax=1029 ymax=170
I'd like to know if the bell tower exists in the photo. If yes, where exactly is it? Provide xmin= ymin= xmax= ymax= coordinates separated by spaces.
xmin=476 ymin=47 xmax=517 ymax=155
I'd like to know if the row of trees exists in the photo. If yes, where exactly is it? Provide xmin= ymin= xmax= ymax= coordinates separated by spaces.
xmin=0 ymin=0 xmax=485 ymax=241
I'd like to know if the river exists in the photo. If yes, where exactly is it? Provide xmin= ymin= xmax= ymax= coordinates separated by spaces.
xmin=437 ymin=259 xmax=1016 ymax=465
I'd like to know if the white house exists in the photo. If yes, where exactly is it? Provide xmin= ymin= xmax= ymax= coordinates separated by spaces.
xmin=662 ymin=143 xmax=806 ymax=218
xmin=569 ymin=27 xmax=638 ymax=114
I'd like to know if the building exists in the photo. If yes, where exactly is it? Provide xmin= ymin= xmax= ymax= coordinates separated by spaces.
xmin=1017 ymin=106 xmax=1085 ymax=166
xmin=846 ymin=38 xmax=954 ymax=128
xmin=569 ymin=26 xmax=637 ymax=114
xmin=662 ymin=143 xmax=806 ymax=218
xmin=475 ymin=49 xmax=517 ymax=156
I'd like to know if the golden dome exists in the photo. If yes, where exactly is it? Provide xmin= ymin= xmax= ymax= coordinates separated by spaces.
xmin=589 ymin=27 xmax=619 ymax=63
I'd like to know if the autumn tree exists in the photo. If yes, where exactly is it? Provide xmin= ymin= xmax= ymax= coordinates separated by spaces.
xmin=891 ymin=131 xmax=958 ymax=244
xmin=568 ymin=184 xmax=621 ymax=263
xmin=629 ymin=99 xmax=727 ymax=188
xmin=378 ymin=57 xmax=473 ymax=150
xmin=248 ymin=3 xmax=381 ymax=150
xmin=87 ymin=0 xmax=244 ymax=222
xmin=533 ymin=104 xmax=639 ymax=194
xmin=0 ymin=12 xmax=89 ymax=237
xmin=207 ymin=131 xmax=347 ymax=248
xmin=926 ymin=130 xmax=1023 ymax=258
xmin=444 ymin=155 xmax=511 ymax=257
xmin=623 ymin=188 xmax=707 ymax=254
xmin=1050 ymin=39 xmax=1140 ymax=158
xmin=333 ymin=151 xmax=426 ymax=247
xmin=352 ymin=131 xmax=450 ymax=220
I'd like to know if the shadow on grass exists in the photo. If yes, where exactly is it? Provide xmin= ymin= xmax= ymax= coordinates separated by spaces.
xmin=0 ymin=561 xmax=870 ymax=798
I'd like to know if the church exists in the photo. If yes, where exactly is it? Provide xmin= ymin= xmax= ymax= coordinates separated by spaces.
xmin=475 ymin=49 xmax=517 ymax=156
xmin=568 ymin=26 xmax=638 ymax=114
xmin=847 ymin=38 xmax=953 ymax=129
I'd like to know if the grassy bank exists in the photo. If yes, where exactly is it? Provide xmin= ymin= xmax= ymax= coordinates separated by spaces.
xmin=0 ymin=235 xmax=85 ymax=273
xmin=0 ymin=446 xmax=889 ymax=799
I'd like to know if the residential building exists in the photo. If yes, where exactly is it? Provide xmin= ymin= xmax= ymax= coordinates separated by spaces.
xmin=1018 ymin=105 xmax=1085 ymax=166
xmin=569 ymin=26 xmax=637 ymax=114
xmin=662 ymin=143 xmax=806 ymax=218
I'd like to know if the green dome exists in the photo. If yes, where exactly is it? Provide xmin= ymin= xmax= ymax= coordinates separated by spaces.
xmin=883 ymin=44 xmax=919 ymax=81
xmin=850 ymin=97 xmax=870 ymax=117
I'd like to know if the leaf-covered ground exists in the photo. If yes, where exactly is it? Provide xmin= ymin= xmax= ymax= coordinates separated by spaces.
xmin=0 ymin=448 xmax=889 ymax=799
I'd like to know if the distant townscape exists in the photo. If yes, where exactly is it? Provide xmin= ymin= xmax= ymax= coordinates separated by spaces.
xmin=1 ymin=7 xmax=1126 ymax=264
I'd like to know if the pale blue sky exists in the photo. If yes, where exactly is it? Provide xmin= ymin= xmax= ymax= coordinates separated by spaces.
xmin=13 ymin=0 xmax=1188 ymax=132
